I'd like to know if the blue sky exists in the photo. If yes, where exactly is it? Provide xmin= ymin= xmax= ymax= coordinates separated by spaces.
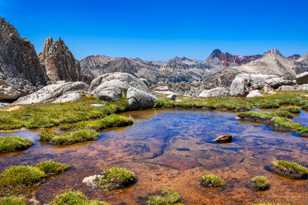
xmin=1 ymin=0 xmax=308 ymax=60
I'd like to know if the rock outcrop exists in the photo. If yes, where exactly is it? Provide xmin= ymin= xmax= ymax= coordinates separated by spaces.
xmin=296 ymin=72 xmax=308 ymax=85
xmin=246 ymin=90 xmax=263 ymax=98
xmin=14 ymin=81 xmax=88 ymax=104
xmin=0 ymin=18 xmax=47 ymax=101
xmin=39 ymin=38 xmax=81 ymax=82
xmin=127 ymin=87 xmax=156 ymax=109
xmin=230 ymin=74 xmax=295 ymax=96
xmin=90 ymin=72 xmax=149 ymax=101
xmin=199 ymin=87 xmax=229 ymax=98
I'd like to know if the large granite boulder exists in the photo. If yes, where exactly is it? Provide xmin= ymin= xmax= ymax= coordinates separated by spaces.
xmin=296 ymin=72 xmax=308 ymax=85
xmin=90 ymin=72 xmax=148 ymax=101
xmin=14 ymin=82 xmax=88 ymax=104
xmin=0 ymin=18 xmax=47 ymax=101
xmin=39 ymin=38 xmax=81 ymax=82
xmin=199 ymin=87 xmax=229 ymax=98
xmin=230 ymin=74 xmax=294 ymax=96
xmin=127 ymin=87 xmax=156 ymax=109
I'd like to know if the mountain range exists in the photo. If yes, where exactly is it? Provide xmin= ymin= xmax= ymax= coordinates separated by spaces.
xmin=0 ymin=17 xmax=308 ymax=100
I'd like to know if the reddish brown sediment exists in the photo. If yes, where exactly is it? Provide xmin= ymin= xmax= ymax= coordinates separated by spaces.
xmin=0 ymin=110 xmax=307 ymax=204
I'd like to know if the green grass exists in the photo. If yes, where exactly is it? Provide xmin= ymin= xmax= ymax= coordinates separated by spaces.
xmin=271 ymin=160 xmax=308 ymax=179
xmin=0 ymin=97 xmax=128 ymax=130
xmin=51 ymin=191 xmax=109 ymax=205
xmin=40 ymin=129 xmax=100 ymax=145
xmin=0 ymin=136 xmax=33 ymax=153
xmin=61 ymin=114 xmax=133 ymax=131
xmin=200 ymin=174 xmax=225 ymax=188
xmin=146 ymin=189 xmax=184 ymax=205
xmin=250 ymin=176 xmax=270 ymax=191
xmin=0 ymin=196 xmax=27 ymax=205
xmin=96 ymin=167 xmax=137 ymax=191
xmin=35 ymin=160 xmax=70 ymax=176
xmin=253 ymin=203 xmax=291 ymax=205
xmin=0 ymin=165 xmax=46 ymax=188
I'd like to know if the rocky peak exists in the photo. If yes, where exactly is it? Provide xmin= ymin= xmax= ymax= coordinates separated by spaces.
xmin=0 ymin=17 xmax=47 ymax=100
xmin=265 ymin=48 xmax=283 ymax=57
xmin=40 ymin=37 xmax=81 ymax=82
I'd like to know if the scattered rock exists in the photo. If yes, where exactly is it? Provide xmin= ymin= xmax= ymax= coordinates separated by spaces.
xmin=214 ymin=134 xmax=233 ymax=143
xmin=167 ymin=93 xmax=177 ymax=101
xmin=199 ymin=87 xmax=229 ymax=98
xmin=246 ymin=90 xmax=263 ymax=98
xmin=82 ymin=175 xmax=100 ymax=188
xmin=296 ymin=72 xmax=308 ymax=85
xmin=14 ymin=82 xmax=88 ymax=104
xmin=127 ymin=87 xmax=157 ymax=110
xmin=230 ymin=74 xmax=250 ymax=96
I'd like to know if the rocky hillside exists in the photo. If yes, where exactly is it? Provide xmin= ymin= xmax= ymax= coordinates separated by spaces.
xmin=294 ymin=54 xmax=308 ymax=73
xmin=0 ymin=17 xmax=47 ymax=101
xmin=39 ymin=38 xmax=81 ymax=82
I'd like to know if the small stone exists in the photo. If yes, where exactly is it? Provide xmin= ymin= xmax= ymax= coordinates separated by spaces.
xmin=214 ymin=134 xmax=233 ymax=143
xmin=167 ymin=94 xmax=177 ymax=101
xmin=82 ymin=175 xmax=101 ymax=188
xmin=246 ymin=90 xmax=263 ymax=98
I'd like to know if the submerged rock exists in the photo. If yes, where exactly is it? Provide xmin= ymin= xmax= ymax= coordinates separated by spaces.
xmin=14 ymin=81 xmax=88 ymax=104
xmin=271 ymin=160 xmax=308 ymax=179
xmin=214 ymin=134 xmax=233 ymax=143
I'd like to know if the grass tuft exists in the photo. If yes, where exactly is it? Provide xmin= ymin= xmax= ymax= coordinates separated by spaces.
xmin=0 ymin=136 xmax=32 ymax=153
xmin=35 ymin=160 xmax=70 ymax=176
xmin=271 ymin=160 xmax=308 ymax=179
xmin=96 ymin=167 xmax=137 ymax=191
xmin=51 ymin=191 xmax=109 ymax=205
xmin=40 ymin=129 xmax=100 ymax=145
xmin=0 ymin=196 xmax=27 ymax=205
xmin=200 ymin=174 xmax=225 ymax=188
xmin=146 ymin=189 xmax=184 ymax=205
xmin=250 ymin=176 xmax=270 ymax=191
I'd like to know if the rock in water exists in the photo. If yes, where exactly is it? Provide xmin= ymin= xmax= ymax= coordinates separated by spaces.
xmin=127 ymin=87 xmax=157 ymax=110
xmin=39 ymin=38 xmax=81 ymax=82
xmin=296 ymin=72 xmax=308 ymax=85
xmin=199 ymin=87 xmax=229 ymax=98
xmin=214 ymin=134 xmax=233 ymax=143
xmin=14 ymin=82 xmax=88 ymax=104
xmin=0 ymin=18 xmax=47 ymax=100
xmin=90 ymin=72 xmax=148 ymax=101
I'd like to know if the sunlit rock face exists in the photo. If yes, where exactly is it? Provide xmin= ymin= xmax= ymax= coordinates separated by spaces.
xmin=0 ymin=17 xmax=47 ymax=100
xmin=39 ymin=37 xmax=81 ymax=82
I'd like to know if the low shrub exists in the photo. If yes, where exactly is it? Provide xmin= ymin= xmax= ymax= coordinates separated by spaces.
xmin=0 ymin=196 xmax=27 ymax=205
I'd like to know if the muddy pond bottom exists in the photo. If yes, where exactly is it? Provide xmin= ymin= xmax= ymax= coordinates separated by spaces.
xmin=0 ymin=109 xmax=307 ymax=205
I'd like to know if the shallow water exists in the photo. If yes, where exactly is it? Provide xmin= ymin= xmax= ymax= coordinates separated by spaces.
xmin=0 ymin=109 xmax=307 ymax=205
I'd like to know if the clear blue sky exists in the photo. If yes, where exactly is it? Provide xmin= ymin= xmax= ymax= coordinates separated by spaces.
xmin=1 ymin=0 xmax=308 ymax=60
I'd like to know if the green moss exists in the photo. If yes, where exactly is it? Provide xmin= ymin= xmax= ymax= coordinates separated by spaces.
xmin=146 ymin=189 xmax=184 ymax=205
xmin=279 ymin=106 xmax=301 ymax=114
xmin=270 ymin=117 xmax=303 ymax=131
xmin=0 ymin=196 xmax=27 ymax=205
xmin=250 ymin=176 xmax=270 ymax=191
xmin=96 ymin=167 xmax=137 ymax=191
xmin=0 ymin=136 xmax=32 ymax=153
xmin=271 ymin=160 xmax=308 ymax=179
xmin=0 ymin=97 xmax=128 ymax=130
xmin=0 ymin=165 xmax=45 ymax=188
xmin=200 ymin=174 xmax=225 ymax=188
xmin=35 ymin=160 xmax=70 ymax=176
xmin=238 ymin=111 xmax=273 ymax=121
xmin=40 ymin=129 xmax=100 ymax=145
xmin=272 ymin=110 xmax=293 ymax=118
xmin=51 ymin=191 xmax=109 ymax=205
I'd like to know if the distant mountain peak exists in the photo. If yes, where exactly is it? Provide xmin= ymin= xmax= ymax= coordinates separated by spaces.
xmin=265 ymin=48 xmax=283 ymax=57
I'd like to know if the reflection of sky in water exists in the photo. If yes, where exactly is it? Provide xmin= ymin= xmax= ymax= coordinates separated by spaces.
xmin=293 ymin=111 xmax=308 ymax=127
xmin=0 ymin=130 xmax=39 ymax=142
